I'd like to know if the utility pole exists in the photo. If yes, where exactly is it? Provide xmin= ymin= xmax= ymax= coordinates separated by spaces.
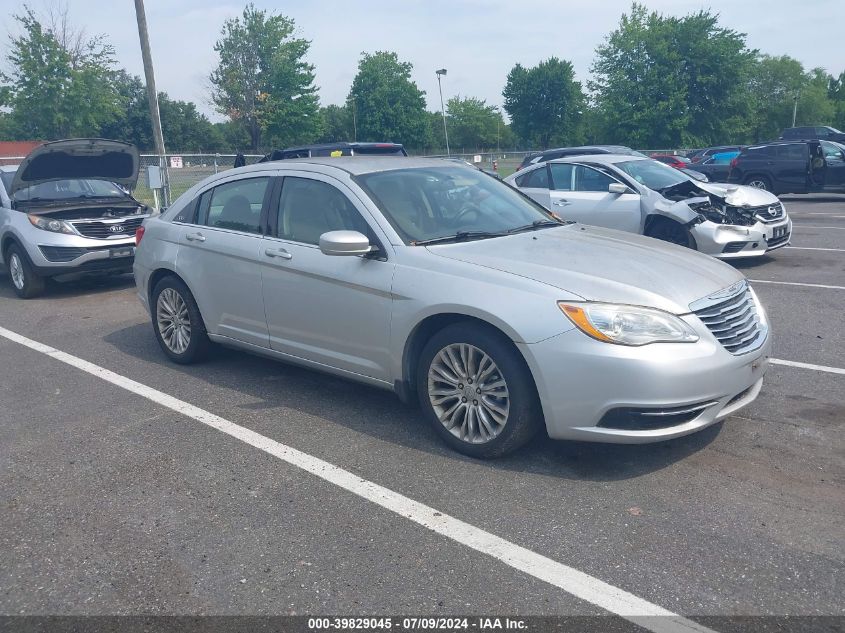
xmin=134 ymin=0 xmax=169 ymax=206
xmin=436 ymin=69 xmax=450 ymax=156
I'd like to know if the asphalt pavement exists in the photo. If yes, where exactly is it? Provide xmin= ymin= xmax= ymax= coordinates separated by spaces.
xmin=0 ymin=195 xmax=842 ymax=627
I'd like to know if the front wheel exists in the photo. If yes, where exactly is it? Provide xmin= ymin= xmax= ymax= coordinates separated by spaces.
xmin=744 ymin=175 xmax=772 ymax=192
xmin=417 ymin=323 xmax=542 ymax=458
xmin=645 ymin=218 xmax=696 ymax=249
xmin=151 ymin=276 xmax=210 ymax=364
xmin=5 ymin=244 xmax=45 ymax=299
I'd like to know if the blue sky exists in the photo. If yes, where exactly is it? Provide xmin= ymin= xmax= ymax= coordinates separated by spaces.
xmin=4 ymin=0 xmax=845 ymax=120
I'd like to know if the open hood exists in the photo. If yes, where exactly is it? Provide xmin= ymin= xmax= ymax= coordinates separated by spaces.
xmin=9 ymin=138 xmax=140 ymax=196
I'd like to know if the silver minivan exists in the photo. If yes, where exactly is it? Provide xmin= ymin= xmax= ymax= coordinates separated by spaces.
xmin=134 ymin=158 xmax=770 ymax=457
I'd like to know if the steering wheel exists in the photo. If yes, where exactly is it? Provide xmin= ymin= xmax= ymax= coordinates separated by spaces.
xmin=454 ymin=203 xmax=482 ymax=224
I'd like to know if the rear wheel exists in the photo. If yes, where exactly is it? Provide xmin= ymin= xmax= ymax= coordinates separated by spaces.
xmin=151 ymin=276 xmax=210 ymax=364
xmin=645 ymin=218 xmax=695 ymax=249
xmin=744 ymin=175 xmax=772 ymax=192
xmin=417 ymin=323 xmax=542 ymax=458
xmin=5 ymin=244 xmax=45 ymax=299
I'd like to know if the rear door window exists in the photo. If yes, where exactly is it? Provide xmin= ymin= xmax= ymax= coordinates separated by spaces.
xmin=775 ymin=144 xmax=807 ymax=161
xmin=516 ymin=166 xmax=550 ymax=189
xmin=199 ymin=177 xmax=270 ymax=234
xmin=549 ymin=163 xmax=575 ymax=191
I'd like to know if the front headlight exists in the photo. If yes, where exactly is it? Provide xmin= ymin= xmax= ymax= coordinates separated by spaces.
xmin=28 ymin=214 xmax=75 ymax=234
xmin=558 ymin=302 xmax=699 ymax=345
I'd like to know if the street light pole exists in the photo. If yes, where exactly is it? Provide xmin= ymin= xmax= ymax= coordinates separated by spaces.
xmin=436 ymin=68 xmax=450 ymax=156
xmin=133 ymin=0 xmax=169 ymax=206
xmin=792 ymin=91 xmax=800 ymax=127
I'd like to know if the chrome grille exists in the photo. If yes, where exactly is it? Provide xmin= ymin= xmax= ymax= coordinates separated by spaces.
xmin=692 ymin=282 xmax=766 ymax=354
xmin=751 ymin=204 xmax=784 ymax=224
xmin=71 ymin=216 xmax=145 ymax=239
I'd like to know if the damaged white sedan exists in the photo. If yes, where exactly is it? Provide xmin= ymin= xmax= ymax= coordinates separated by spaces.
xmin=504 ymin=154 xmax=791 ymax=258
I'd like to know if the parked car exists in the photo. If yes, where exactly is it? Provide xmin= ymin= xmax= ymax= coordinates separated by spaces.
xmin=0 ymin=138 xmax=148 ymax=298
xmin=692 ymin=151 xmax=741 ymax=182
xmin=517 ymin=145 xmax=644 ymax=171
xmin=259 ymin=142 xmax=407 ymax=162
xmin=135 ymin=157 xmax=770 ymax=458
xmin=780 ymin=126 xmax=845 ymax=143
xmin=505 ymin=155 xmax=791 ymax=258
xmin=727 ymin=140 xmax=845 ymax=194
xmin=686 ymin=146 xmax=742 ymax=164
xmin=443 ymin=157 xmax=501 ymax=178
xmin=651 ymin=154 xmax=692 ymax=169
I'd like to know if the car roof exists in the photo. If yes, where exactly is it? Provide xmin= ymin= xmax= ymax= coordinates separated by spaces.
xmin=225 ymin=156 xmax=459 ymax=177
xmin=546 ymin=154 xmax=648 ymax=166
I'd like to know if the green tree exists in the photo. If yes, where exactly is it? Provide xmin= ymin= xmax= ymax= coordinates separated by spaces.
xmin=316 ymin=104 xmax=353 ymax=143
xmin=503 ymin=57 xmax=584 ymax=149
xmin=590 ymin=3 xmax=754 ymax=148
xmin=446 ymin=96 xmax=503 ymax=151
xmin=2 ymin=6 xmax=121 ymax=139
xmin=347 ymin=51 xmax=429 ymax=148
xmin=830 ymin=71 xmax=845 ymax=130
xmin=209 ymin=3 xmax=320 ymax=151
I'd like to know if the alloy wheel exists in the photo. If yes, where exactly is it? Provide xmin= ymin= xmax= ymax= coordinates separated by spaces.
xmin=9 ymin=253 xmax=25 ymax=290
xmin=156 ymin=287 xmax=192 ymax=354
xmin=747 ymin=179 xmax=769 ymax=190
xmin=427 ymin=343 xmax=510 ymax=444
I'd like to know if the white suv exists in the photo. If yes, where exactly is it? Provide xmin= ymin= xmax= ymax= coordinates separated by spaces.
xmin=0 ymin=139 xmax=149 ymax=298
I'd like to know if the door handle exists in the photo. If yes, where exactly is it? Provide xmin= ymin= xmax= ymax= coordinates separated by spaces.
xmin=185 ymin=232 xmax=206 ymax=242
xmin=265 ymin=247 xmax=292 ymax=260
xmin=553 ymin=200 xmax=572 ymax=207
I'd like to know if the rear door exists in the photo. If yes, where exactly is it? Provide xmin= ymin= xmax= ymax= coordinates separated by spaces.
xmin=175 ymin=173 xmax=275 ymax=348
xmin=548 ymin=163 xmax=641 ymax=233
xmin=513 ymin=165 xmax=551 ymax=207
xmin=772 ymin=143 xmax=810 ymax=192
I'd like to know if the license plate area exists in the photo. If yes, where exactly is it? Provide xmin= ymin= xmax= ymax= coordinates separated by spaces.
xmin=109 ymin=246 xmax=135 ymax=258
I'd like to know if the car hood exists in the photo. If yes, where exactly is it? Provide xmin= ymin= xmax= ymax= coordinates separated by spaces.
xmin=426 ymin=225 xmax=744 ymax=314
xmin=9 ymin=138 xmax=140 ymax=196
xmin=693 ymin=181 xmax=778 ymax=206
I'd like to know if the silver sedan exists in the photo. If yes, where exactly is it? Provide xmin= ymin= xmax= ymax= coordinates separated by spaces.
xmin=134 ymin=158 xmax=770 ymax=457
xmin=505 ymin=155 xmax=792 ymax=258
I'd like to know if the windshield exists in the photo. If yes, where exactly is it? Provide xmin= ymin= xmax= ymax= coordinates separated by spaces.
xmin=356 ymin=167 xmax=556 ymax=244
xmin=615 ymin=159 xmax=689 ymax=191
xmin=11 ymin=178 xmax=128 ymax=202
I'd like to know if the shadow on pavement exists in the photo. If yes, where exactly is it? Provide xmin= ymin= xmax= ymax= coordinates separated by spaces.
xmin=104 ymin=322 xmax=721 ymax=483
xmin=0 ymin=267 xmax=135 ymax=300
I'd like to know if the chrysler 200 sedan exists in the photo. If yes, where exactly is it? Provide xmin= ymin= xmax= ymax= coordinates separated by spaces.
xmin=133 ymin=158 xmax=771 ymax=458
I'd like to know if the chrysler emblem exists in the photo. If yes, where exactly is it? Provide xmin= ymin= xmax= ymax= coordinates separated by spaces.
xmin=708 ymin=280 xmax=745 ymax=301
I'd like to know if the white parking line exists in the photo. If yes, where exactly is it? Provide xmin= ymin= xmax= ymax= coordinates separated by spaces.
xmin=0 ymin=325 xmax=713 ymax=633
xmin=786 ymin=246 xmax=845 ymax=252
xmin=791 ymin=225 xmax=845 ymax=230
xmin=749 ymin=279 xmax=845 ymax=290
xmin=770 ymin=358 xmax=845 ymax=376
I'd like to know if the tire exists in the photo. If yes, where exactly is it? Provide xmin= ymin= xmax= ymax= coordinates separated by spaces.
xmin=416 ymin=323 xmax=542 ymax=458
xmin=150 ymin=276 xmax=210 ymax=364
xmin=645 ymin=218 xmax=696 ymax=249
xmin=744 ymin=175 xmax=773 ymax=192
xmin=5 ymin=244 xmax=46 ymax=299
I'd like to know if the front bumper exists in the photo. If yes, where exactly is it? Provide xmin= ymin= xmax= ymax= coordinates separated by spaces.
xmin=692 ymin=217 xmax=791 ymax=259
xmin=518 ymin=316 xmax=771 ymax=443
xmin=23 ymin=232 xmax=137 ymax=276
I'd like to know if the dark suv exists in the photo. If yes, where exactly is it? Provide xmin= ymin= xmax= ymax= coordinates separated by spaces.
xmin=259 ymin=142 xmax=407 ymax=162
xmin=728 ymin=140 xmax=845 ymax=194
xmin=517 ymin=145 xmax=643 ymax=171
xmin=780 ymin=126 xmax=845 ymax=143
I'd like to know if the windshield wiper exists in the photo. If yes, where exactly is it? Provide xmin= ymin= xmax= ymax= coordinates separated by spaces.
xmin=507 ymin=218 xmax=570 ymax=234
xmin=412 ymin=230 xmax=507 ymax=246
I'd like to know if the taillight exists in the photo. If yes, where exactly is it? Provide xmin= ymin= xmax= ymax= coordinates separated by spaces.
xmin=135 ymin=225 xmax=145 ymax=246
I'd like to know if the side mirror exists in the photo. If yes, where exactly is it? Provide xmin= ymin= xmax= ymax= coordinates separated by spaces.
xmin=608 ymin=183 xmax=630 ymax=194
xmin=319 ymin=230 xmax=375 ymax=256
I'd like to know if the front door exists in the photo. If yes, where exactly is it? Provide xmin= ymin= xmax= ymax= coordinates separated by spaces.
xmin=547 ymin=163 xmax=642 ymax=233
xmin=820 ymin=141 xmax=845 ymax=191
xmin=260 ymin=173 xmax=395 ymax=381
xmin=176 ymin=174 xmax=274 ymax=348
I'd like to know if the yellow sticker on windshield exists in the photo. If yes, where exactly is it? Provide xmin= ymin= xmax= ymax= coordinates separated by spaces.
xmin=330 ymin=150 xmax=343 ymax=158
